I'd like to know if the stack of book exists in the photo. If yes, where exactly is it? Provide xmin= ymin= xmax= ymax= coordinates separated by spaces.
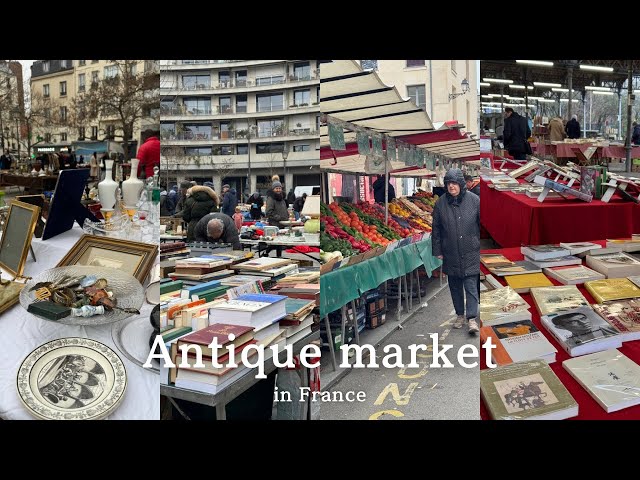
xmin=169 ymin=256 xmax=234 ymax=283
xmin=276 ymin=270 xmax=320 ymax=285
xmin=173 ymin=324 xmax=257 ymax=394
xmin=520 ymin=244 xmax=582 ymax=269
xmin=280 ymin=298 xmax=316 ymax=345
xmin=160 ymin=242 xmax=190 ymax=260
xmin=606 ymin=238 xmax=640 ymax=253
xmin=208 ymin=293 xmax=288 ymax=341
xmin=543 ymin=265 xmax=605 ymax=285
xmin=232 ymin=257 xmax=299 ymax=279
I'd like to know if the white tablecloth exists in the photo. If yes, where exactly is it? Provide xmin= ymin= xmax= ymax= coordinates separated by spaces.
xmin=0 ymin=225 xmax=159 ymax=420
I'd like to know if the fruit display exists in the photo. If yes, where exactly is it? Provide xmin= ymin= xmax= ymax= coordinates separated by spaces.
xmin=320 ymin=197 xmax=435 ymax=261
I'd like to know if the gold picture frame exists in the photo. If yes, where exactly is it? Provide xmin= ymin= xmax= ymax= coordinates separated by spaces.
xmin=0 ymin=200 xmax=40 ymax=279
xmin=56 ymin=234 xmax=158 ymax=283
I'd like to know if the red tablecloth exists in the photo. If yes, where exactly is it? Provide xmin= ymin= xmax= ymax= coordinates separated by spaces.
xmin=480 ymin=241 xmax=640 ymax=420
xmin=480 ymin=180 xmax=637 ymax=247
xmin=532 ymin=142 xmax=640 ymax=159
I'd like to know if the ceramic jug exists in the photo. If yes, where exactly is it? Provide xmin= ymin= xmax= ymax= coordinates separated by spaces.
xmin=98 ymin=159 xmax=118 ymax=210
xmin=122 ymin=158 xmax=144 ymax=207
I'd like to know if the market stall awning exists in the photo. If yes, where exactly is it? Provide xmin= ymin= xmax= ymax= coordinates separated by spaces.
xmin=320 ymin=60 xmax=434 ymax=138
xmin=320 ymin=125 xmax=479 ymax=174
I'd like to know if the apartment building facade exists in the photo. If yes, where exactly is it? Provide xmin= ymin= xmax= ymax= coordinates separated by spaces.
xmin=30 ymin=60 xmax=159 ymax=157
xmin=368 ymin=60 xmax=479 ymax=138
xmin=0 ymin=60 xmax=25 ymax=154
xmin=160 ymin=60 xmax=321 ymax=195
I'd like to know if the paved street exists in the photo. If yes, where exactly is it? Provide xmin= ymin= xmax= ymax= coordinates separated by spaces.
xmin=319 ymin=287 xmax=480 ymax=420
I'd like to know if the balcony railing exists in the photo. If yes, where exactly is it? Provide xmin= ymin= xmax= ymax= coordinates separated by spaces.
xmin=162 ymin=129 xmax=318 ymax=141
xmin=160 ymin=103 xmax=317 ymax=116
xmin=159 ymin=70 xmax=320 ymax=93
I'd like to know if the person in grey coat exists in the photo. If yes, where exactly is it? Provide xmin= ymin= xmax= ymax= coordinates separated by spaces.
xmin=431 ymin=168 xmax=480 ymax=334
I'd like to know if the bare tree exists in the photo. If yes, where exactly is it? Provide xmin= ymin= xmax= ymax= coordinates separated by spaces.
xmin=77 ymin=60 xmax=159 ymax=160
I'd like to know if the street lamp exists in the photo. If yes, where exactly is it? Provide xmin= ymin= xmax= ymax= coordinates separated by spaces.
xmin=246 ymin=124 xmax=256 ymax=197
xmin=282 ymin=145 xmax=289 ymax=189
xmin=449 ymin=78 xmax=470 ymax=101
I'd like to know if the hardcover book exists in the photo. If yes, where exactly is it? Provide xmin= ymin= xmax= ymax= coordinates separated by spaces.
xmin=541 ymin=306 xmax=622 ymax=356
xmin=591 ymin=300 xmax=640 ymax=341
xmin=530 ymin=285 xmax=590 ymax=316
xmin=563 ymin=349 xmax=640 ymax=413
xmin=481 ymin=360 xmax=579 ymax=420
xmin=177 ymin=324 xmax=254 ymax=357
xmin=480 ymin=320 xmax=557 ymax=366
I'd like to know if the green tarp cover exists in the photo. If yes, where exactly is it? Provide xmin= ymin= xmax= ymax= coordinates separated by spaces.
xmin=320 ymin=237 xmax=442 ymax=316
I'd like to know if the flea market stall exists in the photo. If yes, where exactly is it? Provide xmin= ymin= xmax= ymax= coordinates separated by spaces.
xmin=319 ymin=60 xmax=480 ymax=376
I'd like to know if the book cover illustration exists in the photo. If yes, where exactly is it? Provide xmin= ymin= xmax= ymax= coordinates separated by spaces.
xmin=494 ymin=373 xmax=559 ymax=414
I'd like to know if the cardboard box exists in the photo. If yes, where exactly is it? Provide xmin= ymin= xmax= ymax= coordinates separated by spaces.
xmin=366 ymin=312 xmax=386 ymax=329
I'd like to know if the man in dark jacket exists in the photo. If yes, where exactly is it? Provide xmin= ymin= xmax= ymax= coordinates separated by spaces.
xmin=247 ymin=192 xmax=263 ymax=220
xmin=372 ymin=175 xmax=396 ymax=203
xmin=464 ymin=175 xmax=480 ymax=196
xmin=293 ymin=193 xmax=307 ymax=220
xmin=193 ymin=212 xmax=242 ymax=250
xmin=503 ymin=107 xmax=531 ymax=160
xmin=182 ymin=185 xmax=220 ymax=241
xmin=432 ymin=168 xmax=481 ymax=334
xmin=221 ymin=184 xmax=238 ymax=217
xmin=565 ymin=114 xmax=581 ymax=139
xmin=632 ymin=122 xmax=640 ymax=145
xmin=286 ymin=188 xmax=296 ymax=205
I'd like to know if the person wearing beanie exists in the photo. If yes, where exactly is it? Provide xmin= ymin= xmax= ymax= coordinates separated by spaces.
xmin=203 ymin=181 xmax=215 ymax=189
xmin=182 ymin=185 xmax=220 ymax=241
xmin=221 ymin=183 xmax=238 ymax=217
xmin=265 ymin=181 xmax=289 ymax=257
xmin=431 ymin=168 xmax=481 ymax=334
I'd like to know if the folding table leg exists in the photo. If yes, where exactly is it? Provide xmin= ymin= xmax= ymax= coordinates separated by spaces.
xmin=323 ymin=315 xmax=337 ymax=372
xmin=350 ymin=299 xmax=360 ymax=345
xmin=340 ymin=304 xmax=347 ymax=348
xmin=396 ymin=276 xmax=402 ymax=319
xmin=415 ymin=268 xmax=422 ymax=304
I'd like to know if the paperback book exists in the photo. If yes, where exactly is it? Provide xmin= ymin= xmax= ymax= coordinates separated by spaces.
xmin=481 ymin=360 xmax=579 ymax=420
xmin=591 ymin=300 xmax=640 ymax=342
xmin=541 ymin=306 xmax=622 ymax=356
xmin=563 ymin=349 xmax=640 ymax=413
xmin=480 ymin=320 xmax=557 ymax=366
xmin=480 ymin=287 xmax=532 ymax=326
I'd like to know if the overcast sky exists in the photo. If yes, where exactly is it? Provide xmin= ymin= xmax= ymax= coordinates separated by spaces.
xmin=19 ymin=60 xmax=34 ymax=82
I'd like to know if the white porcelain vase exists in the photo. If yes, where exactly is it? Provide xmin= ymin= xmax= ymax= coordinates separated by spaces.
xmin=122 ymin=158 xmax=144 ymax=207
xmin=98 ymin=160 xmax=118 ymax=210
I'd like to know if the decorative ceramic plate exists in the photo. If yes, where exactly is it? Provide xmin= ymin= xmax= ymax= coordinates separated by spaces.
xmin=20 ymin=266 xmax=145 ymax=326
xmin=17 ymin=337 xmax=127 ymax=420
xmin=111 ymin=314 xmax=160 ymax=373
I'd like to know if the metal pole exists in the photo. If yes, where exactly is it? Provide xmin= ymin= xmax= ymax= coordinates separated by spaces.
xmin=247 ymin=127 xmax=252 ymax=194
xmin=618 ymin=89 xmax=623 ymax=142
xmin=384 ymin=160 xmax=389 ymax=225
xmin=583 ymin=94 xmax=587 ymax=138
xmin=589 ymin=91 xmax=593 ymax=132
xmin=567 ymin=66 xmax=573 ymax=120
xmin=626 ymin=62 xmax=633 ymax=172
